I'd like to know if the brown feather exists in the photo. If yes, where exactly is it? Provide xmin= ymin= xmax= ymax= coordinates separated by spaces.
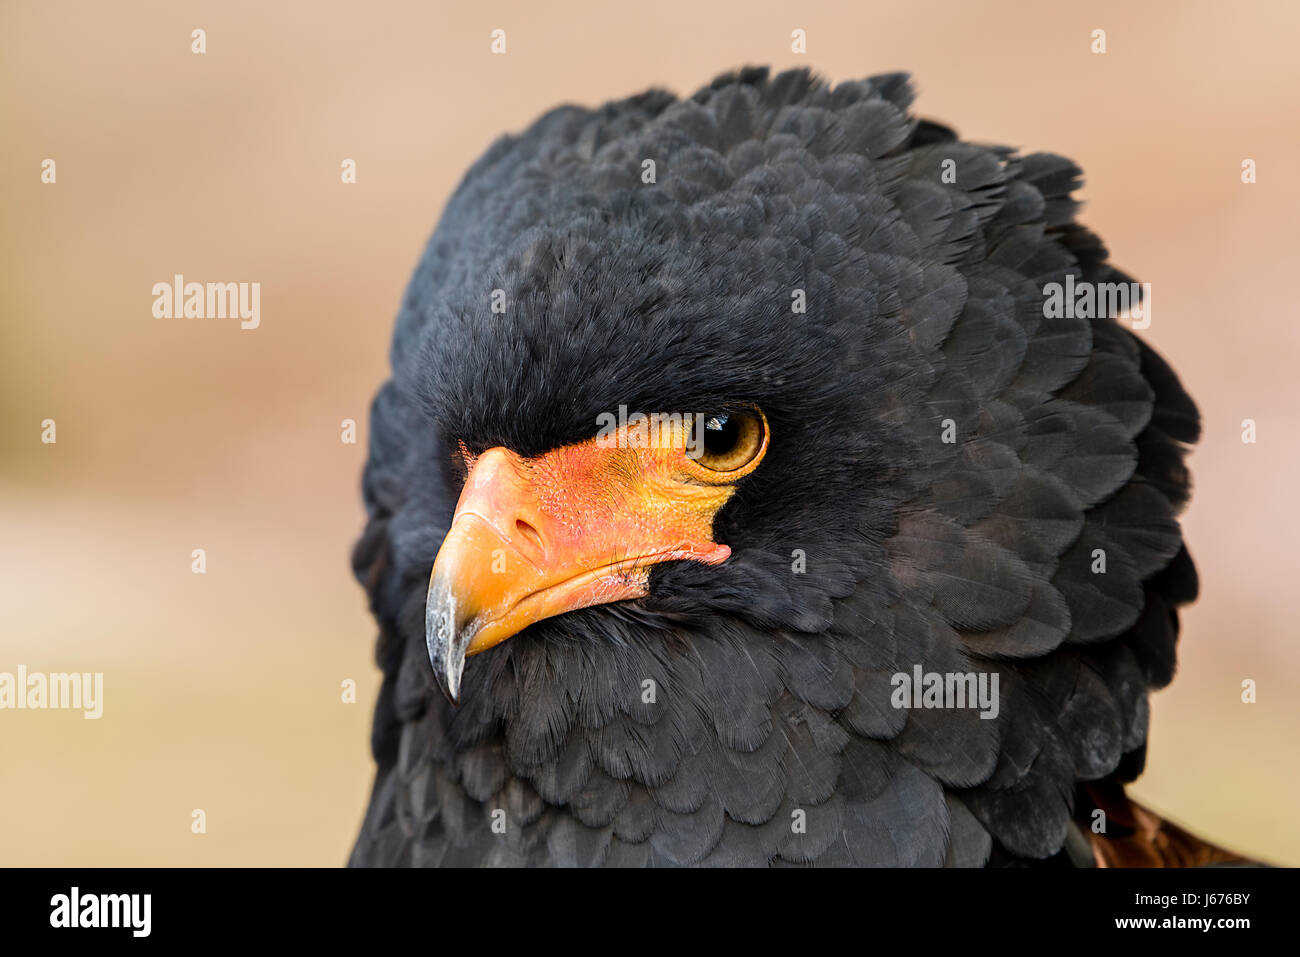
xmin=1085 ymin=781 xmax=1257 ymax=867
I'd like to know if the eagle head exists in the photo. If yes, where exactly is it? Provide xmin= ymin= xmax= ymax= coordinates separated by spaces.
xmin=352 ymin=67 xmax=1200 ymax=867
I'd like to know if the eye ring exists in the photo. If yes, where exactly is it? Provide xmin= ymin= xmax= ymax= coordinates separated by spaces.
xmin=690 ymin=408 xmax=768 ymax=476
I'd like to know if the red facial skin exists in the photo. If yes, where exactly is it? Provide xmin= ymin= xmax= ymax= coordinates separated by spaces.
xmin=431 ymin=414 xmax=767 ymax=657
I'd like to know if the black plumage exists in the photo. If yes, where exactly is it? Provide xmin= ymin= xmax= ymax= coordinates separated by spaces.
xmin=350 ymin=67 xmax=1213 ymax=867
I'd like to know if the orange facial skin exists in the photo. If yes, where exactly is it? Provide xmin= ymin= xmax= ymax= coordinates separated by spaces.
xmin=425 ymin=413 xmax=768 ymax=702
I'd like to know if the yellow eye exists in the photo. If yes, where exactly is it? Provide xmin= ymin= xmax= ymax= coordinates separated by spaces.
xmin=693 ymin=409 xmax=768 ymax=474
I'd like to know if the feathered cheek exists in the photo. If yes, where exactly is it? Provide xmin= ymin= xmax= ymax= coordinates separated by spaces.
xmin=423 ymin=413 xmax=767 ymax=703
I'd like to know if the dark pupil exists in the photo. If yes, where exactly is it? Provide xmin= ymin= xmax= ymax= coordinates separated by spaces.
xmin=704 ymin=414 xmax=739 ymax=456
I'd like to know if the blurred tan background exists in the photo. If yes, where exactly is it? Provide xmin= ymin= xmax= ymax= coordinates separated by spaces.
xmin=2 ymin=0 xmax=1297 ymax=866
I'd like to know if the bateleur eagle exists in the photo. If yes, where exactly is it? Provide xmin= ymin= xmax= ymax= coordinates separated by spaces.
xmin=349 ymin=67 xmax=1247 ymax=867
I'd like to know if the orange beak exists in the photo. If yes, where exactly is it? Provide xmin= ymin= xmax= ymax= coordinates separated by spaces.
xmin=425 ymin=416 xmax=754 ymax=702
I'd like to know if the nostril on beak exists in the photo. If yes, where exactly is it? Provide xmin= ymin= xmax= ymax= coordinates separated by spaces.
xmin=514 ymin=518 xmax=544 ymax=557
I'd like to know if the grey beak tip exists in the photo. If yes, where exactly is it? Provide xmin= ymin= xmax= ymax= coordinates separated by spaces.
xmin=438 ymin=677 xmax=462 ymax=707
xmin=439 ymin=652 xmax=464 ymax=706
xmin=426 ymin=574 xmax=469 ymax=707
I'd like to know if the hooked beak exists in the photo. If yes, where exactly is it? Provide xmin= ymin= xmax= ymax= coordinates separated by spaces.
xmin=424 ymin=428 xmax=744 ymax=703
